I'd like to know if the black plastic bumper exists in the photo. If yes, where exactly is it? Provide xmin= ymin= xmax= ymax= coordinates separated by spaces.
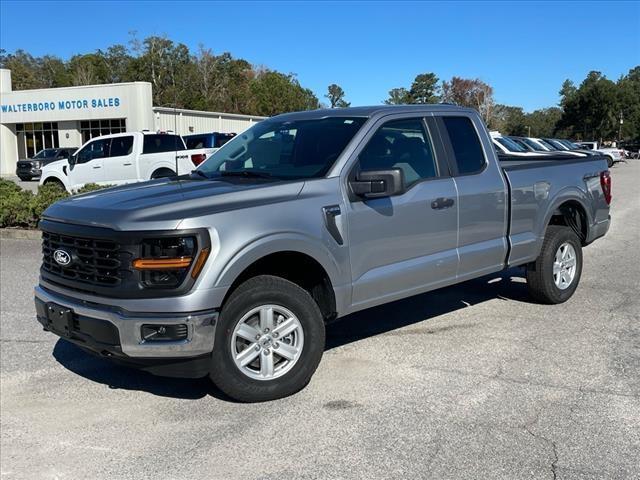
xmin=35 ymin=297 xmax=211 ymax=378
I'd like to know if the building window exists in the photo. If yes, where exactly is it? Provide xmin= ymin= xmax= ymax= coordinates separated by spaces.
xmin=16 ymin=122 xmax=59 ymax=159
xmin=80 ymin=118 xmax=126 ymax=143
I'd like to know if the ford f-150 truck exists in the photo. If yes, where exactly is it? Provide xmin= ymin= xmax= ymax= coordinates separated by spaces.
xmin=39 ymin=131 xmax=211 ymax=192
xmin=34 ymin=105 xmax=612 ymax=402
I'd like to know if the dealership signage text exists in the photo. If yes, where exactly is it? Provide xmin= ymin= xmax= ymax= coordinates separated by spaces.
xmin=1 ymin=97 xmax=121 ymax=114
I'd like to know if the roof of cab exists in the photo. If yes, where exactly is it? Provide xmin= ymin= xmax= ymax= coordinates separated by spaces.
xmin=270 ymin=104 xmax=476 ymax=122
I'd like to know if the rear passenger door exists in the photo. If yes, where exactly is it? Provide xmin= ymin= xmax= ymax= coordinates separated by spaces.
xmin=436 ymin=115 xmax=508 ymax=280
xmin=346 ymin=116 xmax=459 ymax=309
xmin=103 ymin=135 xmax=136 ymax=184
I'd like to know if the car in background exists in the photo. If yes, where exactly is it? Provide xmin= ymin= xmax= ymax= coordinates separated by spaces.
xmin=183 ymin=132 xmax=236 ymax=158
xmin=525 ymin=137 xmax=588 ymax=158
xmin=510 ymin=136 xmax=552 ymax=153
xmin=39 ymin=131 xmax=212 ymax=192
xmin=576 ymin=141 xmax=624 ymax=167
xmin=490 ymin=132 xmax=545 ymax=157
xmin=16 ymin=147 xmax=78 ymax=181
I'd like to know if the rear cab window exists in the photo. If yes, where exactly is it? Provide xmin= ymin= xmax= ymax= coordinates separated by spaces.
xmin=142 ymin=134 xmax=186 ymax=154
xmin=440 ymin=116 xmax=486 ymax=175
xmin=109 ymin=136 xmax=134 ymax=157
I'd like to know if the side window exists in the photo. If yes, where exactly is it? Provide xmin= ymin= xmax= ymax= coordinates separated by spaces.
xmin=109 ymin=136 xmax=134 ymax=158
xmin=185 ymin=135 xmax=207 ymax=149
xmin=76 ymin=139 xmax=109 ymax=164
xmin=143 ymin=135 xmax=186 ymax=154
xmin=358 ymin=118 xmax=438 ymax=187
xmin=441 ymin=117 xmax=486 ymax=175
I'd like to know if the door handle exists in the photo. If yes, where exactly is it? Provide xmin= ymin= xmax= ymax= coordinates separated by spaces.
xmin=123 ymin=163 xmax=132 ymax=166
xmin=431 ymin=197 xmax=455 ymax=210
xmin=92 ymin=166 xmax=102 ymax=169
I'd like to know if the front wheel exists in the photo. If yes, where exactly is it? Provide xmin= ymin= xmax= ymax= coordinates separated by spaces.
xmin=606 ymin=156 xmax=614 ymax=168
xmin=526 ymin=225 xmax=583 ymax=304
xmin=210 ymin=275 xmax=325 ymax=402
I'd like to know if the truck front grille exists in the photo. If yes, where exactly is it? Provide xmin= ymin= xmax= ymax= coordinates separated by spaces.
xmin=42 ymin=231 xmax=123 ymax=287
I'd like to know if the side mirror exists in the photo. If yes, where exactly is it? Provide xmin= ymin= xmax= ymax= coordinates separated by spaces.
xmin=68 ymin=153 xmax=77 ymax=170
xmin=350 ymin=168 xmax=405 ymax=199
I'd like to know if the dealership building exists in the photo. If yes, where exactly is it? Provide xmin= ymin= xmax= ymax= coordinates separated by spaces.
xmin=0 ymin=68 xmax=265 ymax=176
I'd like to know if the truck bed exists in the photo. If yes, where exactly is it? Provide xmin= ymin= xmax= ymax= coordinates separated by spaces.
xmin=498 ymin=153 xmax=609 ymax=268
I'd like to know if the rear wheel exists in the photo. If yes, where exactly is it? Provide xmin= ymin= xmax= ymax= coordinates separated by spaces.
xmin=526 ymin=225 xmax=583 ymax=304
xmin=210 ymin=275 xmax=325 ymax=402
xmin=606 ymin=156 xmax=614 ymax=168
xmin=151 ymin=168 xmax=176 ymax=179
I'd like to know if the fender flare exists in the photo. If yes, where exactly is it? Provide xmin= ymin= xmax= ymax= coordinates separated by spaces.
xmin=539 ymin=186 xmax=594 ymax=242
xmin=40 ymin=171 xmax=70 ymax=192
xmin=214 ymin=232 xmax=344 ymax=292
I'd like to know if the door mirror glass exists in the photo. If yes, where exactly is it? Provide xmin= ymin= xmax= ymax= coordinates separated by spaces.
xmin=350 ymin=168 xmax=405 ymax=199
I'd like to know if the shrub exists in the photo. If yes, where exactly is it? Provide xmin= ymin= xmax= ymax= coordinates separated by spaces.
xmin=0 ymin=179 xmax=111 ymax=229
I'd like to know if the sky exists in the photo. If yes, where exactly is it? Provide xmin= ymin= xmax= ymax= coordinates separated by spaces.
xmin=1 ymin=0 xmax=639 ymax=112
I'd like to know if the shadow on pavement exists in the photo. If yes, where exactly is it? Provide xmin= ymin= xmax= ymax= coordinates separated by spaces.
xmin=53 ymin=267 xmax=530 ymax=401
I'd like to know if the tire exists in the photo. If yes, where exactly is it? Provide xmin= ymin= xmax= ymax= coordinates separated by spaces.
xmin=606 ymin=156 xmax=614 ymax=168
xmin=42 ymin=178 xmax=65 ymax=190
xmin=151 ymin=168 xmax=176 ymax=179
xmin=526 ymin=225 xmax=583 ymax=304
xmin=210 ymin=275 xmax=325 ymax=402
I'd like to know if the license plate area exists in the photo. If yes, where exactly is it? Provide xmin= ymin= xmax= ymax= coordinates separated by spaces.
xmin=45 ymin=302 xmax=74 ymax=337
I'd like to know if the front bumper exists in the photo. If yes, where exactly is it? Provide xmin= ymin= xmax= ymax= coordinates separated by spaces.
xmin=35 ymin=285 xmax=218 ymax=377
xmin=16 ymin=167 xmax=42 ymax=177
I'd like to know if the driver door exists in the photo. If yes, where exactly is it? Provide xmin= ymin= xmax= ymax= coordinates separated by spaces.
xmin=69 ymin=138 xmax=107 ymax=189
xmin=345 ymin=117 xmax=459 ymax=310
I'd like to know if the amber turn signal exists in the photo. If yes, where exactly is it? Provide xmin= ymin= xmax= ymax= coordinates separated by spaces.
xmin=191 ymin=248 xmax=210 ymax=279
xmin=132 ymin=257 xmax=193 ymax=270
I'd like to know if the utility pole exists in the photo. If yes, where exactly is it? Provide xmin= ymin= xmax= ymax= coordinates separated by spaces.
xmin=526 ymin=125 xmax=531 ymax=137
xmin=618 ymin=111 xmax=624 ymax=144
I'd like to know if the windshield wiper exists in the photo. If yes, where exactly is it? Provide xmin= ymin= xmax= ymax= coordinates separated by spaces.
xmin=217 ymin=170 xmax=274 ymax=179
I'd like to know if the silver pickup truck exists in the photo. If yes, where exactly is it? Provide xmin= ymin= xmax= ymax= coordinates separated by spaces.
xmin=35 ymin=105 xmax=611 ymax=402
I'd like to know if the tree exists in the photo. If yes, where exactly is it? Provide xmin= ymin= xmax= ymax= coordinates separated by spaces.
xmin=250 ymin=70 xmax=320 ymax=116
xmin=616 ymin=66 xmax=640 ymax=141
xmin=525 ymin=107 xmax=562 ymax=137
xmin=491 ymin=104 xmax=526 ymax=135
xmin=557 ymin=71 xmax=619 ymax=141
xmin=325 ymin=84 xmax=350 ymax=108
xmin=409 ymin=73 xmax=439 ymax=104
xmin=441 ymin=76 xmax=495 ymax=124
xmin=384 ymin=87 xmax=410 ymax=105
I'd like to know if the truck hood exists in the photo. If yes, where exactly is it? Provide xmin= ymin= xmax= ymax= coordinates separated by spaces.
xmin=42 ymin=177 xmax=305 ymax=231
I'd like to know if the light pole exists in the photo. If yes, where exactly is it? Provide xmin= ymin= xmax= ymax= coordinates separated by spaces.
xmin=526 ymin=125 xmax=531 ymax=137
xmin=618 ymin=111 xmax=624 ymax=144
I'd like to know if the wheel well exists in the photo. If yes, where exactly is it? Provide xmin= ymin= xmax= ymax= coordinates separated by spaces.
xmin=43 ymin=177 xmax=64 ymax=187
xmin=151 ymin=168 xmax=176 ymax=179
xmin=548 ymin=201 xmax=588 ymax=244
xmin=225 ymin=252 xmax=337 ymax=322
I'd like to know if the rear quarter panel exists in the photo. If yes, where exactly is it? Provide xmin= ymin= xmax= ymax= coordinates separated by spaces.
xmin=503 ymin=157 xmax=609 ymax=266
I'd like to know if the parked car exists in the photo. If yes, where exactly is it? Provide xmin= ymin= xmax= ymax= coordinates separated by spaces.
xmin=16 ymin=148 xmax=77 ymax=181
xmin=510 ymin=136 xmax=553 ymax=153
xmin=527 ymin=137 xmax=587 ymax=158
xmin=576 ymin=141 xmax=624 ymax=167
xmin=183 ymin=132 xmax=236 ymax=158
xmin=39 ymin=131 xmax=211 ymax=192
xmin=490 ymin=132 xmax=546 ymax=157
xmin=35 ymin=105 xmax=611 ymax=402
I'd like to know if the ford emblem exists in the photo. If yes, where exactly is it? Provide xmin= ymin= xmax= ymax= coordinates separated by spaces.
xmin=53 ymin=249 xmax=72 ymax=266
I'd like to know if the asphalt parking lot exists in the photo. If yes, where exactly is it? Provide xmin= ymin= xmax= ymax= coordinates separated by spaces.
xmin=1 ymin=161 xmax=639 ymax=480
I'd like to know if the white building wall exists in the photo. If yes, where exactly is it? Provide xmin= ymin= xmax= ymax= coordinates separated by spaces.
xmin=153 ymin=107 xmax=265 ymax=136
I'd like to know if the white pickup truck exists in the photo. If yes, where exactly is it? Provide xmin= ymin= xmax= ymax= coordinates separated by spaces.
xmin=39 ymin=131 xmax=210 ymax=192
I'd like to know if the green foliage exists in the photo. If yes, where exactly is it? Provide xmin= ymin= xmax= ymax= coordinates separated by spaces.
xmin=326 ymin=84 xmax=350 ymax=108
xmin=1 ymin=34 xmax=321 ymax=117
xmin=385 ymin=73 xmax=439 ymax=105
xmin=0 ymin=179 xmax=110 ymax=229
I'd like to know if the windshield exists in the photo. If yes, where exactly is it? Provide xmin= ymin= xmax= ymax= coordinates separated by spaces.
xmin=198 ymin=117 xmax=367 ymax=180
xmin=496 ymin=136 xmax=527 ymax=152
xmin=520 ymin=138 xmax=547 ymax=152
xmin=559 ymin=139 xmax=580 ymax=149
xmin=538 ymin=139 xmax=558 ymax=150
xmin=33 ymin=149 xmax=59 ymax=159
xmin=545 ymin=139 xmax=567 ymax=150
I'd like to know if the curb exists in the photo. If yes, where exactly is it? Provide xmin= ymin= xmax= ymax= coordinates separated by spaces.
xmin=0 ymin=229 xmax=41 ymax=240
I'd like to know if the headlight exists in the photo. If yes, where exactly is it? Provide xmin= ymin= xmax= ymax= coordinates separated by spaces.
xmin=133 ymin=236 xmax=209 ymax=288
